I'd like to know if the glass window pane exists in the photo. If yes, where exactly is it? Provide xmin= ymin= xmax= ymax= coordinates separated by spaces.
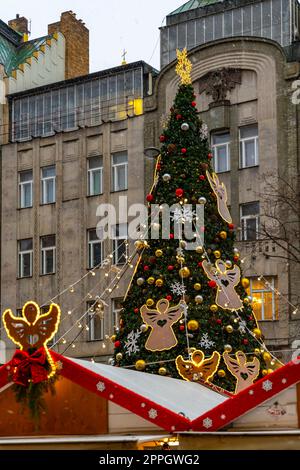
xmin=113 ymin=153 xmax=127 ymax=164
xmin=252 ymin=3 xmax=262 ymax=37
xmin=93 ymin=242 xmax=102 ymax=266
xmin=242 ymin=5 xmax=252 ymax=35
xmin=245 ymin=140 xmax=256 ymax=166
xmin=92 ymin=171 xmax=101 ymax=194
xmin=233 ymin=9 xmax=242 ymax=35
xmin=20 ymin=239 xmax=33 ymax=251
xmin=213 ymin=133 xmax=230 ymax=145
xmin=252 ymin=293 xmax=263 ymax=320
xmin=45 ymin=250 xmax=54 ymax=273
xmin=246 ymin=217 xmax=257 ymax=240
xmin=88 ymin=156 xmax=103 ymax=169
xmin=88 ymin=229 xmax=98 ymax=241
xmin=263 ymin=292 xmax=274 ymax=320
xmin=68 ymin=86 xmax=76 ymax=128
xmin=216 ymin=147 xmax=228 ymax=172
xmin=134 ymin=69 xmax=142 ymax=98
xmin=42 ymin=166 xmax=55 ymax=178
xmin=214 ymin=14 xmax=223 ymax=40
xmin=262 ymin=0 xmax=272 ymax=38
xmin=224 ymin=10 xmax=233 ymax=36
xmin=272 ymin=0 xmax=281 ymax=42
xmin=44 ymin=93 xmax=52 ymax=134
xmin=23 ymin=184 xmax=32 ymax=207
xmin=241 ymin=202 xmax=259 ymax=216
xmin=240 ymin=124 xmax=258 ymax=139
xmin=204 ymin=16 xmax=213 ymax=42
xmin=187 ymin=20 xmax=195 ymax=47
xmin=20 ymin=170 xmax=32 ymax=182
xmin=42 ymin=235 xmax=55 ymax=248
xmin=29 ymin=96 xmax=37 ymax=137
xmin=23 ymin=253 xmax=31 ymax=276
xmin=196 ymin=18 xmax=205 ymax=44
xmin=169 ymin=25 xmax=177 ymax=53
xmin=178 ymin=22 xmax=187 ymax=49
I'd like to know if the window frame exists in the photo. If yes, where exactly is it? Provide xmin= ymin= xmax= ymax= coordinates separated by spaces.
xmin=18 ymin=239 xmax=33 ymax=278
xmin=211 ymin=131 xmax=231 ymax=173
xmin=19 ymin=170 xmax=33 ymax=209
xmin=111 ymin=152 xmax=128 ymax=192
xmin=87 ymin=156 xmax=103 ymax=196
xmin=248 ymin=277 xmax=278 ymax=321
xmin=87 ymin=302 xmax=104 ymax=341
xmin=112 ymin=298 xmax=123 ymax=329
xmin=40 ymin=235 xmax=56 ymax=275
xmin=112 ymin=223 xmax=128 ymax=265
xmin=41 ymin=165 xmax=56 ymax=205
xmin=88 ymin=229 xmax=104 ymax=269
xmin=239 ymin=125 xmax=259 ymax=169
xmin=240 ymin=202 xmax=260 ymax=241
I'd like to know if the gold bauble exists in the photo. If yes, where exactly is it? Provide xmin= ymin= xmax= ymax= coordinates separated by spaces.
xmin=268 ymin=368 xmax=274 ymax=375
xmin=180 ymin=240 xmax=187 ymax=249
xmin=158 ymin=367 xmax=167 ymax=376
xmin=219 ymin=231 xmax=227 ymax=240
xmin=187 ymin=320 xmax=199 ymax=331
xmin=111 ymin=335 xmax=116 ymax=342
xmin=134 ymin=240 xmax=144 ymax=250
xmin=226 ymin=325 xmax=234 ymax=333
xmin=179 ymin=267 xmax=191 ymax=278
xmin=224 ymin=344 xmax=233 ymax=353
xmin=263 ymin=352 xmax=271 ymax=362
xmin=241 ymin=278 xmax=250 ymax=288
xmin=195 ymin=295 xmax=203 ymax=304
xmin=135 ymin=360 xmax=146 ymax=371
xmin=194 ymin=283 xmax=201 ymax=291
xmin=253 ymin=328 xmax=262 ymax=338
xmin=218 ymin=369 xmax=226 ymax=378
xmin=243 ymin=296 xmax=251 ymax=305
xmin=146 ymin=299 xmax=154 ymax=307
xmin=210 ymin=304 xmax=218 ymax=313
xmin=116 ymin=352 xmax=123 ymax=362
xmin=254 ymin=348 xmax=261 ymax=356
xmin=177 ymin=256 xmax=185 ymax=263
xmin=147 ymin=277 xmax=155 ymax=285
xmin=195 ymin=246 xmax=204 ymax=254
xmin=214 ymin=250 xmax=221 ymax=259
xmin=155 ymin=249 xmax=163 ymax=257
xmin=262 ymin=369 xmax=268 ymax=376
xmin=155 ymin=279 xmax=164 ymax=287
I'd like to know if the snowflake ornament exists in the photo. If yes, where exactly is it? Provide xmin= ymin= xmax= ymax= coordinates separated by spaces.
xmin=203 ymin=417 xmax=213 ymax=429
xmin=262 ymin=380 xmax=273 ymax=392
xmin=124 ymin=330 xmax=141 ymax=356
xmin=238 ymin=320 xmax=247 ymax=334
xmin=200 ymin=123 xmax=209 ymax=140
xmin=148 ymin=408 xmax=158 ymax=419
xmin=96 ymin=381 xmax=106 ymax=392
xmin=171 ymin=207 xmax=195 ymax=223
xmin=199 ymin=333 xmax=216 ymax=350
xmin=170 ymin=282 xmax=186 ymax=296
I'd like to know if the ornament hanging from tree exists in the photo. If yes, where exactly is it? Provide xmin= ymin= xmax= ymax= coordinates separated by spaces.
xmin=202 ymin=259 xmax=243 ymax=310
xmin=223 ymin=350 xmax=260 ymax=394
xmin=176 ymin=349 xmax=220 ymax=384
xmin=206 ymin=171 xmax=232 ymax=224
xmin=140 ymin=299 xmax=186 ymax=352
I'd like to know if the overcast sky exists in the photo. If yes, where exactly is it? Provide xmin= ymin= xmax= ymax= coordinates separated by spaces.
xmin=2 ymin=0 xmax=185 ymax=71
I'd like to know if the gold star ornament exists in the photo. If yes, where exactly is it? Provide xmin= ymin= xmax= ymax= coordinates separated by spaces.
xmin=176 ymin=48 xmax=192 ymax=85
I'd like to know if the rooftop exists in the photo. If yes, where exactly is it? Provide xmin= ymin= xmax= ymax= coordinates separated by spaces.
xmin=169 ymin=0 xmax=221 ymax=16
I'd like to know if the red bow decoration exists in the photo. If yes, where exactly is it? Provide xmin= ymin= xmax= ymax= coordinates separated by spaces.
xmin=8 ymin=348 xmax=49 ymax=387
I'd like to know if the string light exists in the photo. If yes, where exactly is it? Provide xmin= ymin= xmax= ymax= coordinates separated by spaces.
xmin=71 ymin=344 xmax=76 ymax=348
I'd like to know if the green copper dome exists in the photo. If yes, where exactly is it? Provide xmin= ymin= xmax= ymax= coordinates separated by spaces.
xmin=169 ymin=0 xmax=221 ymax=16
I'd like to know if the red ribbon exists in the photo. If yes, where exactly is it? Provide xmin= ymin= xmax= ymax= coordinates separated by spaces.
xmin=8 ymin=348 xmax=49 ymax=387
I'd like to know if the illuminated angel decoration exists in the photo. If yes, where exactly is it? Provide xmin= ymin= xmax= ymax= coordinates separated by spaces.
xmin=3 ymin=301 xmax=60 ymax=352
xmin=206 ymin=171 xmax=232 ymax=224
xmin=223 ymin=350 xmax=260 ymax=394
xmin=140 ymin=299 xmax=185 ymax=352
xmin=176 ymin=349 xmax=220 ymax=383
xmin=202 ymin=259 xmax=243 ymax=310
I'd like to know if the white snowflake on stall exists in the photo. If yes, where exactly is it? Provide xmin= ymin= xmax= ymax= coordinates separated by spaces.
xmin=199 ymin=333 xmax=216 ymax=350
xmin=124 ymin=330 xmax=141 ymax=356
xmin=262 ymin=380 xmax=273 ymax=392
xmin=200 ymin=123 xmax=209 ymax=140
xmin=203 ymin=417 xmax=213 ymax=429
xmin=148 ymin=408 xmax=158 ymax=419
xmin=96 ymin=381 xmax=106 ymax=392
xmin=170 ymin=282 xmax=186 ymax=296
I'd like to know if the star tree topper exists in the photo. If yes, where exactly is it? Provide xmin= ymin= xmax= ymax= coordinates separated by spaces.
xmin=176 ymin=48 xmax=192 ymax=85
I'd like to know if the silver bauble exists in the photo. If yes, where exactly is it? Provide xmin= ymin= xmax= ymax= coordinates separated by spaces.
xmin=162 ymin=173 xmax=171 ymax=182
xmin=181 ymin=122 xmax=190 ymax=131
xmin=198 ymin=197 xmax=207 ymax=205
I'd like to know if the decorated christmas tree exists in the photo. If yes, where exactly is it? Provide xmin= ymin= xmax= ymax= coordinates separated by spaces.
xmin=113 ymin=49 xmax=281 ymax=394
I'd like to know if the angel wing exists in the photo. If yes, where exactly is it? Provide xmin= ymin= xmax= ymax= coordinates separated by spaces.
xmin=35 ymin=303 xmax=61 ymax=346
xmin=140 ymin=306 xmax=161 ymax=326
xmin=175 ymin=355 xmax=196 ymax=382
xmin=227 ymin=265 xmax=241 ymax=285
xmin=2 ymin=309 xmax=28 ymax=348
xmin=202 ymin=260 xmax=218 ymax=282
xmin=167 ymin=304 xmax=185 ymax=322
xmin=199 ymin=351 xmax=220 ymax=382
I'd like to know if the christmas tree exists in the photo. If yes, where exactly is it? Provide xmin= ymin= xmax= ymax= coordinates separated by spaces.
xmin=113 ymin=49 xmax=280 ymax=394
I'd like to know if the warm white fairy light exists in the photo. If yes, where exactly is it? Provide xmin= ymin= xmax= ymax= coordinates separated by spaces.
xmin=70 ymin=286 xmax=75 ymax=293
xmin=91 ymin=271 xmax=96 ymax=277
xmin=72 ymin=344 xmax=76 ymax=348
xmin=67 ymin=310 xmax=72 ymax=315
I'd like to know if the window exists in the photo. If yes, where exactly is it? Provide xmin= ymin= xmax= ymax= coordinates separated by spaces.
xmin=88 ymin=156 xmax=103 ymax=196
xmin=88 ymin=229 xmax=104 ymax=268
xmin=40 ymin=305 xmax=56 ymax=346
xmin=18 ymin=239 xmax=33 ymax=278
xmin=19 ymin=170 xmax=33 ymax=208
xmin=112 ymin=224 xmax=128 ymax=265
xmin=41 ymin=235 xmax=56 ymax=275
xmin=87 ymin=301 xmax=104 ymax=341
xmin=246 ymin=277 xmax=278 ymax=321
xmin=211 ymin=132 xmax=230 ymax=173
xmin=240 ymin=202 xmax=260 ymax=241
xmin=112 ymin=298 xmax=123 ymax=329
xmin=111 ymin=152 xmax=128 ymax=192
xmin=240 ymin=125 xmax=259 ymax=168
xmin=41 ymin=165 xmax=56 ymax=204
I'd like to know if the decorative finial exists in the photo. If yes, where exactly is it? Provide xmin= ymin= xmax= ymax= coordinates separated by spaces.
xmin=122 ymin=49 xmax=127 ymax=65
xmin=176 ymin=48 xmax=192 ymax=85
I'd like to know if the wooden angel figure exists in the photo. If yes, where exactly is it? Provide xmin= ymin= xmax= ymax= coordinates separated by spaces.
xmin=202 ymin=259 xmax=243 ymax=310
xmin=223 ymin=350 xmax=260 ymax=394
xmin=176 ymin=349 xmax=220 ymax=383
xmin=140 ymin=299 xmax=185 ymax=352
xmin=206 ymin=171 xmax=232 ymax=224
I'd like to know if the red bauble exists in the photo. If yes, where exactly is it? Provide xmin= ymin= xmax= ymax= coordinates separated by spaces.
xmin=191 ymin=101 xmax=197 ymax=107
xmin=208 ymin=153 xmax=213 ymax=160
xmin=228 ymin=223 xmax=235 ymax=230
xmin=198 ymin=261 xmax=203 ymax=268
xmin=248 ymin=316 xmax=254 ymax=321
xmin=208 ymin=280 xmax=217 ymax=288
xmin=143 ymin=265 xmax=150 ymax=271
xmin=166 ymin=295 xmax=172 ymax=301
xmin=134 ymin=308 xmax=139 ymax=314
xmin=243 ymin=339 xmax=249 ymax=345
xmin=216 ymin=319 xmax=222 ymax=325
xmin=156 ymin=163 xmax=161 ymax=171
xmin=175 ymin=188 xmax=184 ymax=197
xmin=160 ymin=135 xmax=166 ymax=142
xmin=179 ymin=325 xmax=185 ymax=332
xmin=169 ymin=233 xmax=174 ymax=239
xmin=176 ymin=114 xmax=182 ymax=120
xmin=199 ymin=175 xmax=205 ymax=181
xmin=233 ymin=256 xmax=239 ymax=263
xmin=146 ymin=194 xmax=154 ymax=202
xmin=167 ymin=265 xmax=174 ymax=271
xmin=114 ymin=341 xmax=121 ymax=348
xmin=181 ymin=148 xmax=187 ymax=154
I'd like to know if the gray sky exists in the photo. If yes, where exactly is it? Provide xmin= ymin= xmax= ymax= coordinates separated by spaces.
xmin=2 ymin=0 xmax=185 ymax=71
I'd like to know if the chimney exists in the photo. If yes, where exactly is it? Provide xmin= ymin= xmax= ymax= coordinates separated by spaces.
xmin=8 ymin=14 xmax=30 ymax=40
xmin=48 ymin=11 xmax=89 ymax=79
